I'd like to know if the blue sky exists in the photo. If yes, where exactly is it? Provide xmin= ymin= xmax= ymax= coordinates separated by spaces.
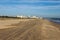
xmin=0 ymin=0 xmax=60 ymax=17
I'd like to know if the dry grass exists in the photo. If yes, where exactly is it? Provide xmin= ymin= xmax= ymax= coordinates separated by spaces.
xmin=0 ymin=18 xmax=60 ymax=40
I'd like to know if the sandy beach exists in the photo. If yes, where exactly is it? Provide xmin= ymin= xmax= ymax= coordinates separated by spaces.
xmin=0 ymin=18 xmax=60 ymax=40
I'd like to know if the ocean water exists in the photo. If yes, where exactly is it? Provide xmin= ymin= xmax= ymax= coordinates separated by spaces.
xmin=50 ymin=20 xmax=60 ymax=23
xmin=46 ymin=18 xmax=60 ymax=24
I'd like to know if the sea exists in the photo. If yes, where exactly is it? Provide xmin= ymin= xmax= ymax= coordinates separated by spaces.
xmin=45 ymin=18 xmax=60 ymax=24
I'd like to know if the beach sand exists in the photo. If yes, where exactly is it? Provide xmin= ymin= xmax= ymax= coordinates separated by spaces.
xmin=0 ymin=18 xmax=60 ymax=40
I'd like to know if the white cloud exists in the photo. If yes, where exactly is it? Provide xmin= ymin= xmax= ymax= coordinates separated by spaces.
xmin=14 ymin=5 xmax=60 ymax=9
xmin=0 ymin=0 xmax=60 ymax=2
xmin=0 ymin=4 xmax=60 ymax=10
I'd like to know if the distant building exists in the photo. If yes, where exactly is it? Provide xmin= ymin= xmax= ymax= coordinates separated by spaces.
xmin=40 ymin=17 xmax=43 ymax=19
xmin=16 ymin=15 xmax=39 ymax=19
xmin=16 ymin=15 xmax=28 ymax=18
xmin=31 ymin=16 xmax=39 ymax=19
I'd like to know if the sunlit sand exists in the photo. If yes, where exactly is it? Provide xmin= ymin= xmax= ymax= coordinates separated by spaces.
xmin=0 ymin=18 xmax=60 ymax=40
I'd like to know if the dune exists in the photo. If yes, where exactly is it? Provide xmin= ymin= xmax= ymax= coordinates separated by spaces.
xmin=0 ymin=18 xmax=60 ymax=40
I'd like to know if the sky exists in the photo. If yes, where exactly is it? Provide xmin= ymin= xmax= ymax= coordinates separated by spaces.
xmin=0 ymin=0 xmax=60 ymax=17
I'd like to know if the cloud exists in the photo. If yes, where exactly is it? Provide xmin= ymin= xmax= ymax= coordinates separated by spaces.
xmin=0 ymin=1 xmax=60 ymax=10
xmin=0 ymin=4 xmax=60 ymax=10
xmin=15 ymin=5 xmax=60 ymax=9
xmin=0 ymin=1 xmax=60 ymax=7
xmin=0 ymin=0 xmax=60 ymax=2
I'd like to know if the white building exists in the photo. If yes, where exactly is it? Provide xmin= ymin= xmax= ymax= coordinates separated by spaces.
xmin=16 ymin=15 xmax=28 ymax=18
xmin=31 ymin=16 xmax=39 ymax=19
xmin=39 ymin=17 xmax=43 ymax=19
xmin=16 ymin=15 xmax=39 ymax=19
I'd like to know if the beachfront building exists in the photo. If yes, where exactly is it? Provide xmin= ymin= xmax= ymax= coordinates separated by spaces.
xmin=16 ymin=15 xmax=28 ymax=18
xmin=31 ymin=16 xmax=39 ymax=19
xmin=40 ymin=17 xmax=43 ymax=19
xmin=16 ymin=15 xmax=39 ymax=19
